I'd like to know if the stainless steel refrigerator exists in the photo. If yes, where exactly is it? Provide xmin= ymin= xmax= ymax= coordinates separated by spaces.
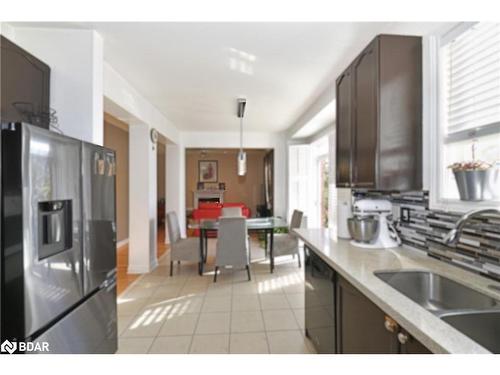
xmin=1 ymin=122 xmax=117 ymax=354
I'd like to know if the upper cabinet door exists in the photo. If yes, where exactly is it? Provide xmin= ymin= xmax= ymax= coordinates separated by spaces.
xmin=0 ymin=36 xmax=51 ymax=129
xmin=352 ymin=42 xmax=378 ymax=188
xmin=334 ymin=35 xmax=422 ymax=191
xmin=335 ymin=67 xmax=353 ymax=187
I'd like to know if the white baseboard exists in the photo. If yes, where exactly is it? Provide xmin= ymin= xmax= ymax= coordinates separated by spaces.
xmin=116 ymin=238 xmax=129 ymax=249
xmin=150 ymin=257 xmax=159 ymax=270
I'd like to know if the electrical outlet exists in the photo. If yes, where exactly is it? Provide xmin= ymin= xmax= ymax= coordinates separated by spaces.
xmin=400 ymin=207 xmax=411 ymax=223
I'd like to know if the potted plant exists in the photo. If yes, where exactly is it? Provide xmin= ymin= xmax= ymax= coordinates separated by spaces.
xmin=448 ymin=141 xmax=493 ymax=201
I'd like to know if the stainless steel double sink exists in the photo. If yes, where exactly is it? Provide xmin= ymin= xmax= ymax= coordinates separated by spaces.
xmin=374 ymin=270 xmax=500 ymax=353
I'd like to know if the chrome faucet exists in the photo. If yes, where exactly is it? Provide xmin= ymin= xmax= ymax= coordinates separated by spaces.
xmin=443 ymin=208 xmax=500 ymax=246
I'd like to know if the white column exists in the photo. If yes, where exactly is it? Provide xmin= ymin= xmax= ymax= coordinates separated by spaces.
xmin=91 ymin=31 xmax=104 ymax=145
xmin=128 ymin=124 xmax=158 ymax=273
xmin=273 ymin=132 xmax=288 ymax=219
xmin=165 ymin=143 xmax=186 ymax=243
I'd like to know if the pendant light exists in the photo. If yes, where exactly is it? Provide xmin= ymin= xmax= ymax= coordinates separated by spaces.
xmin=237 ymin=98 xmax=247 ymax=176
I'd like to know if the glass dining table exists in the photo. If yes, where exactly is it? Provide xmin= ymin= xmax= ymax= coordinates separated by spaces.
xmin=188 ymin=217 xmax=288 ymax=275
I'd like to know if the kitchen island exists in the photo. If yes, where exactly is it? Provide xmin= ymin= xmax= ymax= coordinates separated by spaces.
xmin=294 ymin=228 xmax=500 ymax=354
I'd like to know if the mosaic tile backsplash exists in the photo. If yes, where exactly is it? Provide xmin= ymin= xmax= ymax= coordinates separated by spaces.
xmin=353 ymin=190 xmax=500 ymax=281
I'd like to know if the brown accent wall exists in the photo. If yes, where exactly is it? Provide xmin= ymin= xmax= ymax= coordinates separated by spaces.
xmin=157 ymin=142 xmax=166 ymax=200
xmin=185 ymin=149 xmax=267 ymax=214
xmin=104 ymin=115 xmax=129 ymax=243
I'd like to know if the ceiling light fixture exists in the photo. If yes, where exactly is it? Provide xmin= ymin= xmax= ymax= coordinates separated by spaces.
xmin=237 ymin=98 xmax=247 ymax=176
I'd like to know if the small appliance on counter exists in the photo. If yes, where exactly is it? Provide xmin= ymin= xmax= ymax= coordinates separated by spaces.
xmin=347 ymin=198 xmax=400 ymax=249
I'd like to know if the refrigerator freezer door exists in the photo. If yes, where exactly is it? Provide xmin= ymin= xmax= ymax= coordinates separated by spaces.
xmin=81 ymin=143 xmax=117 ymax=296
xmin=17 ymin=124 xmax=84 ymax=338
xmin=33 ymin=282 xmax=117 ymax=354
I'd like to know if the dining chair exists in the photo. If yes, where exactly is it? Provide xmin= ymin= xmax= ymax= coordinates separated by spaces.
xmin=221 ymin=206 xmax=251 ymax=244
xmin=272 ymin=209 xmax=304 ymax=268
xmin=213 ymin=216 xmax=251 ymax=282
xmin=166 ymin=211 xmax=200 ymax=276
xmin=221 ymin=206 xmax=243 ymax=217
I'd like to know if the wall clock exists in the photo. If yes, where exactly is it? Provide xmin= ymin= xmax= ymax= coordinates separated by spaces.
xmin=150 ymin=128 xmax=158 ymax=150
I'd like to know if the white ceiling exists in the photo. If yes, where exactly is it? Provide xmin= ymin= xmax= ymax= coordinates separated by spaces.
xmin=11 ymin=22 xmax=453 ymax=133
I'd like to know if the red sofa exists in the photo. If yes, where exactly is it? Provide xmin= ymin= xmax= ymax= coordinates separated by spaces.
xmin=191 ymin=202 xmax=251 ymax=237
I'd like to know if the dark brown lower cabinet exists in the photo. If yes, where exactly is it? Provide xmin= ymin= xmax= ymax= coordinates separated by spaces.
xmin=336 ymin=275 xmax=431 ymax=354
xmin=336 ymin=275 xmax=399 ymax=353
xmin=398 ymin=329 xmax=432 ymax=354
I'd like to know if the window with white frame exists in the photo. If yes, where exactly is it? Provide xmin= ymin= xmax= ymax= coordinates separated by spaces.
xmin=288 ymin=134 xmax=333 ymax=228
xmin=288 ymin=144 xmax=311 ymax=221
xmin=436 ymin=22 xmax=500 ymax=206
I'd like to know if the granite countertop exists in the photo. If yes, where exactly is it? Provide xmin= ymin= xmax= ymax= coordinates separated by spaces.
xmin=293 ymin=228 xmax=500 ymax=354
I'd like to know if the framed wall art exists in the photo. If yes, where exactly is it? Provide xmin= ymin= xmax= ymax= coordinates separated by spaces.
xmin=199 ymin=160 xmax=218 ymax=182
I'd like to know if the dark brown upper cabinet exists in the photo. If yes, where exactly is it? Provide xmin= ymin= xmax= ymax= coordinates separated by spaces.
xmin=335 ymin=35 xmax=422 ymax=191
xmin=335 ymin=67 xmax=352 ymax=187
xmin=1 ymin=35 xmax=51 ymax=129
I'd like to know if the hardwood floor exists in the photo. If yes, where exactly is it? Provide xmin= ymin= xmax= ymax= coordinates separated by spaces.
xmin=117 ymin=224 xmax=169 ymax=295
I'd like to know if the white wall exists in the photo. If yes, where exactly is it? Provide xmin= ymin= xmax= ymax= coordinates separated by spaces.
xmin=4 ymin=26 xmax=104 ymax=144
xmin=128 ymin=123 xmax=159 ymax=273
xmin=104 ymin=63 xmax=180 ymax=145
xmin=182 ymin=130 xmax=288 ymax=219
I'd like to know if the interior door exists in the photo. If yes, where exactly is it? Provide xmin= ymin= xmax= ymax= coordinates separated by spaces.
xmin=352 ymin=41 xmax=378 ymax=188
xmin=81 ymin=143 xmax=117 ymax=296
xmin=335 ymin=67 xmax=352 ymax=187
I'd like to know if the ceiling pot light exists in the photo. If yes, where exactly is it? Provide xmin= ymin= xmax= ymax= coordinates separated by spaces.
xmin=237 ymin=98 xmax=247 ymax=176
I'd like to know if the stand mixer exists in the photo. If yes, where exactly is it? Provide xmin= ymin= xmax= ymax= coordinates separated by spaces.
xmin=347 ymin=198 xmax=401 ymax=249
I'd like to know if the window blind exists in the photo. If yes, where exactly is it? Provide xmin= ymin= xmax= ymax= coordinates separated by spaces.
xmin=443 ymin=22 xmax=500 ymax=135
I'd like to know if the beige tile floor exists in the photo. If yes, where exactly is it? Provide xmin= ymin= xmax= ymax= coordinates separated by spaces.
xmin=117 ymin=238 xmax=315 ymax=354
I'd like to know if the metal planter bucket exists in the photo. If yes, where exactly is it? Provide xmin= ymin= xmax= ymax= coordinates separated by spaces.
xmin=453 ymin=170 xmax=490 ymax=201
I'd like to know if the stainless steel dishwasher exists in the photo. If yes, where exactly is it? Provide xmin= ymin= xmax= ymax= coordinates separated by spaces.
xmin=305 ymin=246 xmax=336 ymax=353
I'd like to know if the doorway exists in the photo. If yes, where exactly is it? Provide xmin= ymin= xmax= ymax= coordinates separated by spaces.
xmin=184 ymin=148 xmax=273 ymax=231
xmin=103 ymin=113 xmax=135 ymax=294
xmin=288 ymin=134 xmax=330 ymax=228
